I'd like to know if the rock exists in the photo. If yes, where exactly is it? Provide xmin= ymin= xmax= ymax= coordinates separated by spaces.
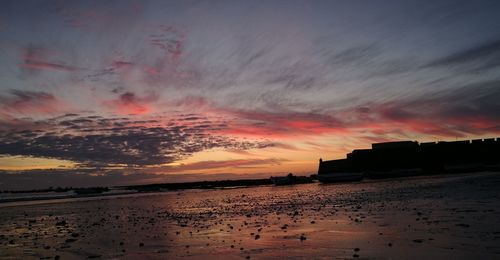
xmin=456 ymin=223 xmax=470 ymax=228
xmin=55 ymin=221 xmax=67 ymax=226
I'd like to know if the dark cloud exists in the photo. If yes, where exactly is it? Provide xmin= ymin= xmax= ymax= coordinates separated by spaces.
xmin=397 ymin=79 xmax=500 ymax=122
xmin=361 ymin=79 xmax=500 ymax=137
xmin=326 ymin=44 xmax=379 ymax=66
xmin=48 ymin=0 xmax=144 ymax=32
xmin=20 ymin=60 xmax=79 ymax=72
xmin=436 ymin=80 xmax=500 ymax=120
xmin=323 ymin=43 xmax=416 ymax=77
xmin=425 ymin=39 xmax=500 ymax=71
xmin=19 ymin=45 xmax=80 ymax=73
xmin=0 ymin=90 xmax=64 ymax=115
xmin=0 ymin=90 xmax=55 ymax=104
xmin=266 ymin=71 xmax=317 ymax=91
xmin=103 ymin=92 xmax=157 ymax=115
xmin=112 ymin=61 xmax=134 ymax=68
xmin=149 ymin=25 xmax=185 ymax=62
xmin=0 ymin=115 xmax=274 ymax=167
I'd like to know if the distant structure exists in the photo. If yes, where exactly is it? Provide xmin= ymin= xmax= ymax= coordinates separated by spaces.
xmin=319 ymin=138 xmax=500 ymax=178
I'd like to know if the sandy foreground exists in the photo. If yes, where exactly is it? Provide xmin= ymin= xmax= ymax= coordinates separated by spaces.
xmin=1 ymin=172 xmax=500 ymax=259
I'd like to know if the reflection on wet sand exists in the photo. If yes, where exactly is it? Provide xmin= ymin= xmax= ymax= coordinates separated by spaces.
xmin=1 ymin=172 xmax=500 ymax=259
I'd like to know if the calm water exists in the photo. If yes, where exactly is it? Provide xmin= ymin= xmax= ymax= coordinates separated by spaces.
xmin=1 ymin=172 xmax=500 ymax=259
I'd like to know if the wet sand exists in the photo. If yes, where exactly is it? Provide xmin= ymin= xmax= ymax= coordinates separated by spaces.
xmin=1 ymin=172 xmax=500 ymax=259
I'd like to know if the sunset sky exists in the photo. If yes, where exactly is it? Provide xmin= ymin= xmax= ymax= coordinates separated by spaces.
xmin=1 ymin=0 xmax=500 ymax=190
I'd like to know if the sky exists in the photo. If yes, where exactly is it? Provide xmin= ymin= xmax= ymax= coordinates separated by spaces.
xmin=1 ymin=0 xmax=500 ymax=190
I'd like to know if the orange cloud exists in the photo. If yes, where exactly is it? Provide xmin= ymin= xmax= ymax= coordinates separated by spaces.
xmin=162 ymin=158 xmax=286 ymax=172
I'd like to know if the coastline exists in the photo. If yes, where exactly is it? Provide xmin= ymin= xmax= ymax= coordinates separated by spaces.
xmin=2 ymin=170 xmax=500 ymax=259
xmin=1 ymin=170 xmax=497 ymax=207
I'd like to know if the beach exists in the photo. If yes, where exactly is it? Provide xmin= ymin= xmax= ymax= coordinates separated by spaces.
xmin=1 ymin=172 xmax=500 ymax=259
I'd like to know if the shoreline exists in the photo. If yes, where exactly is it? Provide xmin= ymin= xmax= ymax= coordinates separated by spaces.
xmin=2 ymin=170 xmax=498 ymax=208
xmin=2 ymin=170 xmax=500 ymax=259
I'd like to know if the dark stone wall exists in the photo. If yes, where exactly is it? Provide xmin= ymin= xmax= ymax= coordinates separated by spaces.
xmin=318 ymin=138 xmax=500 ymax=174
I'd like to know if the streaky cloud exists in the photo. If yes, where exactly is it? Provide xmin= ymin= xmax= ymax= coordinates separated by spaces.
xmin=425 ymin=39 xmax=500 ymax=71
xmin=0 ymin=90 xmax=67 ymax=115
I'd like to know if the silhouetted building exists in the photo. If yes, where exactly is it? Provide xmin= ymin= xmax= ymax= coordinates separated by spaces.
xmin=318 ymin=138 xmax=500 ymax=177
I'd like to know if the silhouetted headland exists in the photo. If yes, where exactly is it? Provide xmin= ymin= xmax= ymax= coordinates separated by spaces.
xmin=270 ymin=173 xmax=313 ymax=186
xmin=318 ymin=137 xmax=500 ymax=181
xmin=125 ymin=178 xmax=274 ymax=192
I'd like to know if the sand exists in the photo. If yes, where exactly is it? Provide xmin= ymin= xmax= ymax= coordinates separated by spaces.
xmin=1 ymin=172 xmax=500 ymax=259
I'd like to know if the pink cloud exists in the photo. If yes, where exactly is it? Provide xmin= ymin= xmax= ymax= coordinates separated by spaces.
xmin=149 ymin=24 xmax=186 ymax=63
xmin=20 ymin=61 xmax=78 ymax=72
xmin=213 ymin=108 xmax=351 ymax=138
xmin=351 ymin=100 xmax=500 ymax=139
xmin=112 ymin=61 xmax=134 ymax=69
xmin=165 ymin=97 xmax=351 ymax=138
xmin=103 ymin=92 xmax=156 ymax=115
xmin=0 ymin=90 xmax=68 ymax=115
xmin=19 ymin=46 xmax=79 ymax=72
xmin=219 ymin=105 xmax=499 ymax=140
xmin=166 ymin=94 xmax=500 ymax=142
